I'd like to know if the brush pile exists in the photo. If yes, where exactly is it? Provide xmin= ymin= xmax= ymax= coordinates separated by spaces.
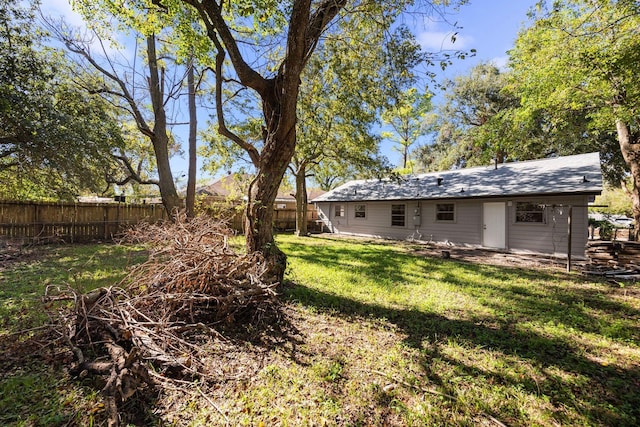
xmin=45 ymin=214 xmax=279 ymax=426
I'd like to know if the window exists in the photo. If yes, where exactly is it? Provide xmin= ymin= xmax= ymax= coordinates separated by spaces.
xmin=391 ymin=204 xmax=406 ymax=227
xmin=516 ymin=202 xmax=546 ymax=223
xmin=436 ymin=203 xmax=455 ymax=221
xmin=354 ymin=204 xmax=366 ymax=218
xmin=334 ymin=204 xmax=345 ymax=217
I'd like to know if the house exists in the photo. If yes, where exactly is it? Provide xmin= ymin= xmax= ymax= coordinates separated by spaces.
xmin=311 ymin=152 xmax=603 ymax=258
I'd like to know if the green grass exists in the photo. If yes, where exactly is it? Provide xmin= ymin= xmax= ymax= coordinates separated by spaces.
xmin=275 ymin=235 xmax=640 ymax=426
xmin=1 ymin=235 xmax=639 ymax=426
xmin=0 ymin=243 xmax=147 ymax=334
xmin=0 ymin=243 xmax=147 ymax=426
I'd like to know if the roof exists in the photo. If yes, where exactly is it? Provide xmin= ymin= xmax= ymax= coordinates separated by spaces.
xmin=197 ymin=173 xmax=326 ymax=202
xmin=276 ymin=187 xmax=327 ymax=202
xmin=311 ymin=152 xmax=603 ymax=203
xmin=196 ymin=174 xmax=250 ymax=198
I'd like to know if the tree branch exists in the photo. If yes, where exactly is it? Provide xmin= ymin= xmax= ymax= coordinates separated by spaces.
xmin=55 ymin=28 xmax=155 ymax=139
xmin=109 ymin=154 xmax=160 ymax=186
xmin=181 ymin=0 xmax=268 ymax=94
xmin=211 ymin=35 xmax=260 ymax=166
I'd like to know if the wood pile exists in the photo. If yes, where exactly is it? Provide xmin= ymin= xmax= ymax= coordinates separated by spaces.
xmin=586 ymin=241 xmax=640 ymax=280
xmin=45 ymin=214 xmax=280 ymax=427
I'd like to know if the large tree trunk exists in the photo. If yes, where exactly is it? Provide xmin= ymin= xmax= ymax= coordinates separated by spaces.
xmin=186 ymin=0 xmax=347 ymax=283
xmin=244 ymin=80 xmax=299 ymax=283
xmin=294 ymin=164 xmax=309 ymax=236
xmin=615 ymin=119 xmax=640 ymax=241
xmin=244 ymin=134 xmax=296 ymax=284
xmin=147 ymin=35 xmax=181 ymax=217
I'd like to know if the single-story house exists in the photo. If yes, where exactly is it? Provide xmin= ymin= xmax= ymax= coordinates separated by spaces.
xmin=311 ymin=152 xmax=603 ymax=258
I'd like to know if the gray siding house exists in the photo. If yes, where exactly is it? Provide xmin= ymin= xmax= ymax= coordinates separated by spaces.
xmin=311 ymin=152 xmax=603 ymax=258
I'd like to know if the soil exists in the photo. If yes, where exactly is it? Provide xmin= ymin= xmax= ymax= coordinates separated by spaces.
xmin=318 ymin=233 xmax=581 ymax=272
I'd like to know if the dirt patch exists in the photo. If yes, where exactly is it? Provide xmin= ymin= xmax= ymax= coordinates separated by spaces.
xmin=0 ymin=240 xmax=45 ymax=270
xmin=315 ymin=233 xmax=577 ymax=272
xmin=408 ymin=244 xmax=574 ymax=271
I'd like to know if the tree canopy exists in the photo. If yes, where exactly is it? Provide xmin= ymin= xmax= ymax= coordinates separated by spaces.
xmin=0 ymin=0 xmax=123 ymax=200
xmin=508 ymin=0 xmax=640 ymax=236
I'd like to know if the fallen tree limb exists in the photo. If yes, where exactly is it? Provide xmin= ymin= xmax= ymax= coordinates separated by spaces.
xmin=46 ymin=214 xmax=281 ymax=426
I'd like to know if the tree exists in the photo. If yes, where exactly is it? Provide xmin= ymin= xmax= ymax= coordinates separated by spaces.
xmin=52 ymin=25 xmax=185 ymax=214
xmin=173 ymin=0 xmax=466 ymax=282
xmin=185 ymin=55 xmax=198 ymax=217
xmin=381 ymin=87 xmax=432 ymax=172
xmin=84 ymin=0 xmax=467 ymax=282
xmin=417 ymin=63 xmax=519 ymax=171
xmin=0 ymin=0 xmax=123 ymax=200
xmin=290 ymin=20 xmax=426 ymax=235
xmin=509 ymin=0 xmax=640 ymax=238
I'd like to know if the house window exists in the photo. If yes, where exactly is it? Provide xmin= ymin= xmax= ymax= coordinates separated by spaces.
xmin=354 ymin=204 xmax=366 ymax=219
xmin=391 ymin=204 xmax=405 ymax=227
xmin=436 ymin=203 xmax=455 ymax=222
xmin=516 ymin=202 xmax=546 ymax=223
xmin=334 ymin=204 xmax=345 ymax=217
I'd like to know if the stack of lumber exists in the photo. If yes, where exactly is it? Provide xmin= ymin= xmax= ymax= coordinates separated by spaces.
xmin=586 ymin=241 xmax=640 ymax=279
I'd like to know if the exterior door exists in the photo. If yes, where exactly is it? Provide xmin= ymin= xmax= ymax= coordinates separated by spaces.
xmin=483 ymin=202 xmax=506 ymax=249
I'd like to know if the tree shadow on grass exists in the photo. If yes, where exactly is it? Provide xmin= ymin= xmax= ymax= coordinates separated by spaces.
xmin=283 ymin=281 xmax=640 ymax=426
xmin=282 ymin=237 xmax=640 ymax=342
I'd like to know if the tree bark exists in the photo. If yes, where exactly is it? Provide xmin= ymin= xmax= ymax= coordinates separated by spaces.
xmin=294 ymin=163 xmax=309 ymax=236
xmin=615 ymin=119 xmax=640 ymax=240
xmin=186 ymin=56 xmax=198 ymax=218
xmin=147 ymin=35 xmax=182 ymax=216
xmin=244 ymin=98 xmax=297 ymax=282
xmin=296 ymin=168 xmax=309 ymax=236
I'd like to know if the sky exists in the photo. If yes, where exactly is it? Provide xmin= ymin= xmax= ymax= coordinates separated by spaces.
xmin=41 ymin=0 xmax=538 ymax=184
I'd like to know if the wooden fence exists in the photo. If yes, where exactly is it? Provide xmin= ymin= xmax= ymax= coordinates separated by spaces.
xmin=0 ymin=200 xmax=322 ymax=243
xmin=200 ymin=202 xmax=322 ymax=233
xmin=0 ymin=200 xmax=166 ymax=243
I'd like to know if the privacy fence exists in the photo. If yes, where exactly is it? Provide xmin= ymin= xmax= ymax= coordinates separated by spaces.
xmin=0 ymin=200 xmax=322 ymax=243
xmin=0 ymin=200 xmax=167 ymax=243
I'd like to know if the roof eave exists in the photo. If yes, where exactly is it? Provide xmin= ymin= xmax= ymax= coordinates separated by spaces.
xmin=311 ymin=189 xmax=602 ymax=204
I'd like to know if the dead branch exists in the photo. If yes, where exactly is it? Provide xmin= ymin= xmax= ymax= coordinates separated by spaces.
xmin=46 ymin=214 xmax=280 ymax=426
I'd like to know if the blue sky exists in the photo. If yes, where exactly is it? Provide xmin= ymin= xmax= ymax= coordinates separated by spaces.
xmin=43 ymin=0 xmax=538 ymax=183
xmin=420 ymin=0 xmax=536 ymax=78
xmin=375 ymin=0 xmax=538 ymax=167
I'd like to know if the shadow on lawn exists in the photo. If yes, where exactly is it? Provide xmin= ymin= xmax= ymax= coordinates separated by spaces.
xmin=284 ymin=282 xmax=640 ymax=426
xmin=281 ymin=239 xmax=640 ymax=425
xmin=283 ymin=238 xmax=640 ymax=341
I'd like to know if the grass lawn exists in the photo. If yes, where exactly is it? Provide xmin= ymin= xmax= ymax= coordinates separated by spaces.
xmin=1 ymin=235 xmax=639 ymax=426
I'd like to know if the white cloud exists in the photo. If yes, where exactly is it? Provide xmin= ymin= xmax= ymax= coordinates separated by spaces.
xmin=489 ymin=56 xmax=509 ymax=70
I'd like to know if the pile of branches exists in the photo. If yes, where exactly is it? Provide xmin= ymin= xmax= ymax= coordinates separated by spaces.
xmin=46 ymin=214 xmax=280 ymax=426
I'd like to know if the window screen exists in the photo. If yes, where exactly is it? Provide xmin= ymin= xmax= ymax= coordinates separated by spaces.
xmin=391 ymin=204 xmax=405 ymax=226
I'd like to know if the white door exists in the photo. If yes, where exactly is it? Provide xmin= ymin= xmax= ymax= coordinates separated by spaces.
xmin=483 ymin=202 xmax=506 ymax=249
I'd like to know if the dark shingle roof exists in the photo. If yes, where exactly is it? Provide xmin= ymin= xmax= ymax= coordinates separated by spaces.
xmin=311 ymin=152 xmax=602 ymax=203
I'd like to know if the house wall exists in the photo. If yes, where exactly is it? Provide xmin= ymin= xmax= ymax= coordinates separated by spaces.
xmin=315 ymin=194 xmax=592 ymax=257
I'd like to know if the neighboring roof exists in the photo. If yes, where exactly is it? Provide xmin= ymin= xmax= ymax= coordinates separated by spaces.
xmin=276 ymin=187 xmax=327 ymax=202
xmin=311 ymin=152 xmax=603 ymax=203
xmin=197 ymin=173 xmax=326 ymax=202
xmin=196 ymin=174 xmax=250 ymax=198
